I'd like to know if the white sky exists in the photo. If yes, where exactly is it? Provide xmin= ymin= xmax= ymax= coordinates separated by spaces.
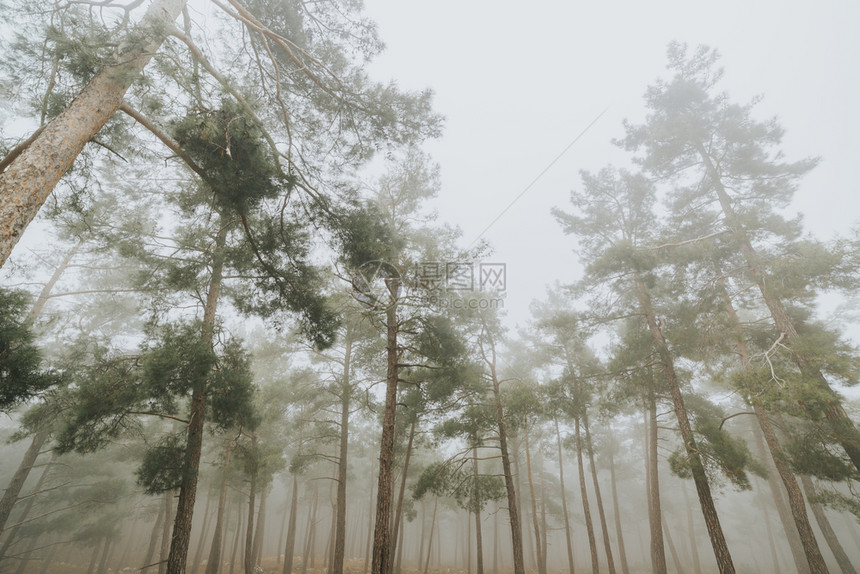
xmin=362 ymin=0 xmax=860 ymax=328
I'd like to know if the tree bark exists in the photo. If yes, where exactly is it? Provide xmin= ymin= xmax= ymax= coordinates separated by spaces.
xmin=371 ymin=302 xmax=399 ymax=574
xmin=632 ymin=273 xmax=735 ymax=573
xmin=166 ymin=220 xmax=228 ymax=574
xmin=0 ymin=0 xmax=187 ymax=267
xmin=575 ymin=416 xmax=600 ymax=574
xmin=206 ymin=439 xmax=233 ymax=574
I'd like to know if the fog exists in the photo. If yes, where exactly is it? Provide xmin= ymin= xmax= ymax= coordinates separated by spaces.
xmin=0 ymin=1 xmax=859 ymax=574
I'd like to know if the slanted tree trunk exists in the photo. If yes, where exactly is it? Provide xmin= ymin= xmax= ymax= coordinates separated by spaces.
xmin=608 ymin=439 xmax=630 ymax=574
xmin=371 ymin=301 xmax=399 ymax=574
xmin=282 ymin=474 xmax=299 ymax=574
xmin=583 ymin=412 xmax=616 ymax=574
xmin=332 ymin=334 xmax=353 ymax=574
xmin=523 ymin=425 xmax=546 ymax=574
xmin=720 ymin=281 xmax=826 ymax=573
xmin=0 ymin=430 xmax=48 ymax=537
xmin=166 ymin=221 xmax=228 ymax=574
xmin=206 ymin=439 xmax=234 ymax=574
xmin=632 ymin=272 xmax=735 ymax=574
xmin=800 ymin=475 xmax=856 ymax=574
xmin=554 ymin=419 xmax=576 ymax=574
xmin=0 ymin=445 xmax=53 ymax=560
xmin=696 ymin=144 xmax=860 ymax=475
xmin=0 ymin=0 xmax=187 ymax=267
xmin=575 ymin=416 xmax=599 ymax=574
xmin=484 ymin=330 xmax=525 ymax=574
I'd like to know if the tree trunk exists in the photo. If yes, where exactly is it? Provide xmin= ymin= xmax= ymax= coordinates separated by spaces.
xmin=523 ymin=425 xmax=547 ymax=574
xmin=191 ymin=487 xmax=215 ymax=574
xmin=800 ymin=475 xmax=856 ymax=574
xmin=332 ymin=334 xmax=353 ymax=574
xmin=206 ymin=439 xmax=234 ymax=574
xmin=720 ymin=280 xmax=827 ymax=573
xmin=0 ymin=0 xmax=187 ymax=267
xmin=159 ymin=491 xmax=175 ymax=574
xmin=252 ymin=485 xmax=267 ymax=567
xmin=230 ymin=500 xmax=244 ymax=574
xmin=166 ymin=221 xmax=228 ymax=574
xmin=681 ymin=484 xmax=703 ymax=574
xmin=583 ymin=412 xmax=616 ymax=574
xmin=96 ymin=537 xmax=113 ymax=574
xmin=0 ymin=446 xmax=53 ymax=560
xmin=697 ymin=144 xmax=860 ymax=475
xmin=371 ymin=302 xmax=399 ymax=574
xmin=282 ymin=474 xmax=299 ymax=574
xmin=301 ymin=485 xmax=319 ymax=574
xmin=485 ymin=331 xmax=525 ymax=574
xmin=473 ymin=446 xmax=485 ymax=574
xmin=26 ymin=240 xmax=81 ymax=324
xmin=422 ymin=499 xmax=437 ymax=574
xmin=554 ymin=419 xmax=576 ymax=574
xmin=575 ymin=416 xmax=600 ymax=574
xmin=245 ymin=467 xmax=258 ymax=574
xmin=0 ymin=430 xmax=48 ymax=536
xmin=394 ymin=515 xmax=405 ymax=574
xmin=646 ymin=397 xmax=667 ymax=574
xmin=364 ymin=468 xmax=374 ymax=574
xmin=608 ymin=440 xmax=630 ymax=574
xmin=632 ymin=273 xmax=735 ymax=574
xmin=661 ymin=514 xmax=683 ymax=574
xmin=142 ymin=501 xmax=166 ymax=574
xmin=390 ymin=418 xmax=415 ymax=574
xmin=277 ymin=497 xmax=288 ymax=572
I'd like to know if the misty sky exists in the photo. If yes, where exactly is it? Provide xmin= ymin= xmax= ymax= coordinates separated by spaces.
xmin=362 ymin=0 xmax=860 ymax=329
